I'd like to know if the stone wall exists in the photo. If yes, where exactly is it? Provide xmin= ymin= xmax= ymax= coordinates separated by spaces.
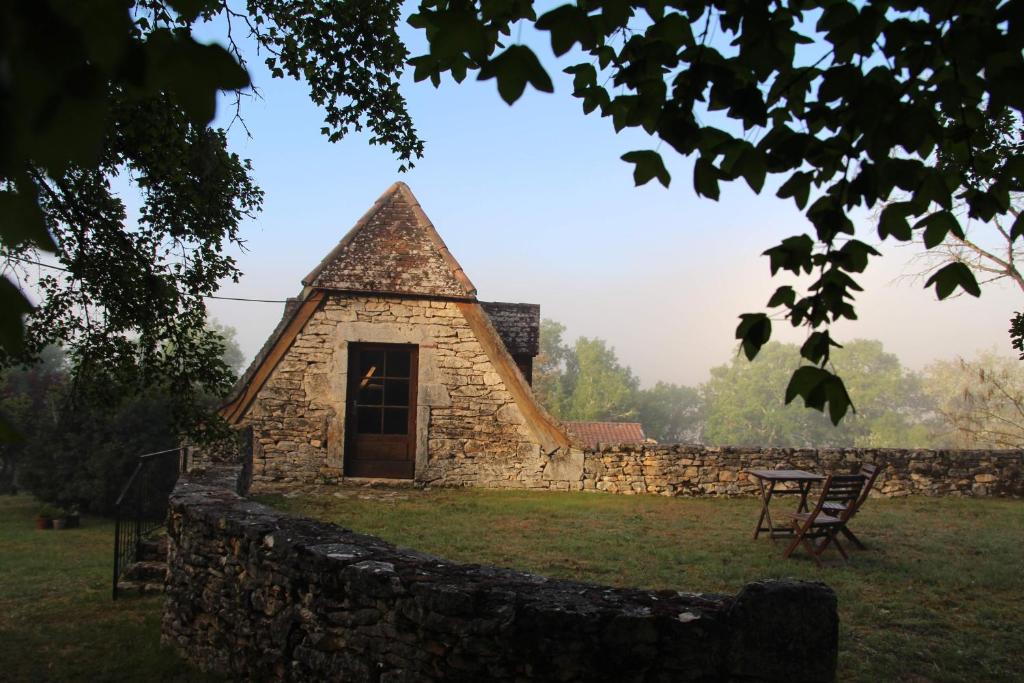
xmin=162 ymin=464 xmax=839 ymax=682
xmin=241 ymin=293 xmax=551 ymax=488
xmin=577 ymin=445 xmax=1023 ymax=498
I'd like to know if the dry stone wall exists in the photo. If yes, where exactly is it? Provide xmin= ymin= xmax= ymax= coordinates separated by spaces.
xmin=162 ymin=464 xmax=839 ymax=682
xmin=240 ymin=293 xmax=551 ymax=489
xmin=577 ymin=445 xmax=1023 ymax=498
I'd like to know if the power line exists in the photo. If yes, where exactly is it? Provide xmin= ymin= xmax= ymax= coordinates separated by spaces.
xmin=3 ymin=254 xmax=289 ymax=303
xmin=206 ymin=295 xmax=288 ymax=303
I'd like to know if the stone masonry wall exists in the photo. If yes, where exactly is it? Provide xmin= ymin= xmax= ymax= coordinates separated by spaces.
xmin=240 ymin=294 xmax=550 ymax=489
xmin=577 ymin=445 xmax=1023 ymax=498
xmin=162 ymin=464 xmax=839 ymax=682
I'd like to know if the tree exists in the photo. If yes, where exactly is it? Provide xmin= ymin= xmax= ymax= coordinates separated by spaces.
xmin=0 ymin=346 xmax=67 ymax=493
xmin=410 ymin=0 xmax=1024 ymax=423
xmin=15 ymin=379 xmax=181 ymax=514
xmin=924 ymin=110 xmax=1023 ymax=293
xmin=635 ymin=381 xmax=703 ymax=443
xmin=562 ymin=337 xmax=639 ymax=421
xmin=532 ymin=318 xmax=575 ymax=417
xmin=924 ymin=350 xmax=1024 ymax=449
xmin=208 ymin=319 xmax=246 ymax=377
xmin=1 ymin=1 xmax=421 ymax=439
xmin=1012 ymin=313 xmax=1024 ymax=361
xmin=533 ymin=318 xmax=703 ymax=441
xmin=895 ymin=110 xmax=1023 ymax=355
xmin=703 ymin=340 xmax=936 ymax=448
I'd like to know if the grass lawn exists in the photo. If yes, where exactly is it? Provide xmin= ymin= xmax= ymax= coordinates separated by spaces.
xmin=261 ymin=488 xmax=1024 ymax=683
xmin=0 ymin=495 xmax=218 ymax=683
xmin=2 ymin=489 xmax=1019 ymax=682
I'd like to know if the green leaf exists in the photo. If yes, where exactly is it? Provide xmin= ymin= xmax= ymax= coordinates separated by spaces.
xmin=0 ymin=188 xmax=57 ymax=251
xmin=777 ymin=172 xmax=812 ymax=209
xmin=784 ymin=365 xmax=853 ymax=425
xmin=536 ymin=5 xmax=596 ymax=56
xmin=916 ymin=210 xmax=963 ymax=249
xmin=834 ymin=239 xmax=880 ymax=273
xmin=767 ymin=285 xmax=796 ymax=308
xmin=924 ymin=262 xmax=982 ymax=299
xmin=477 ymin=45 xmax=554 ymax=105
xmin=693 ymin=157 xmax=720 ymax=200
xmin=144 ymin=30 xmax=250 ymax=125
xmin=800 ymin=331 xmax=841 ymax=365
xmin=0 ymin=276 xmax=34 ymax=356
xmin=736 ymin=313 xmax=772 ymax=361
xmin=1010 ymin=212 xmax=1024 ymax=242
xmin=738 ymin=147 xmax=767 ymax=193
xmin=762 ymin=235 xmax=814 ymax=275
xmin=913 ymin=171 xmax=952 ymax=211
xmin=878 ymin=203 xmax=913 ymax=241
xmin=167 ymin=0 xmax=215 ymax=22
xmin=621 ymin=150 xmax=671 ymax=188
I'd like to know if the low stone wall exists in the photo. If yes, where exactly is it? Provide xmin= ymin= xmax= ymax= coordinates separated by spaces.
xmin=578 ymin=445 xmax=1023 ymax=498
xmin=162 ymin=465 xmax=839 ymax=682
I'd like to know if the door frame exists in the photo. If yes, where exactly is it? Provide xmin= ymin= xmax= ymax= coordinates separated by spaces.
xmin=343 ymin=342 xmax=419 ymax=479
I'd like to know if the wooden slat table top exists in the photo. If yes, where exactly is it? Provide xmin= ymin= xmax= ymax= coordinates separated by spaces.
xmin=747 ymin=469 xmax=825 ymax=481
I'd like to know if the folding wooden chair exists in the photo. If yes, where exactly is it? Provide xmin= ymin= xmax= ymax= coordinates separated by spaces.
xmin=822 ymin=462 xmax=882 ymax=550
xmin=781 ymin=474 xmax=866 ymax=566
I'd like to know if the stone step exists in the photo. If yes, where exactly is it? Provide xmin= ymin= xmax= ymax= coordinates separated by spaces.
xmin=123 ymin=560 xmax=167 ymax=583
xmin=137 ymin=536 xmax=168 ymax=562
xmin=116 ymin=578 xmax=165 ymax=596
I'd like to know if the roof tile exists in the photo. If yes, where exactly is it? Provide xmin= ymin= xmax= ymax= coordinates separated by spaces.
xmin=562 ymin=421 xmax=648 ymax=448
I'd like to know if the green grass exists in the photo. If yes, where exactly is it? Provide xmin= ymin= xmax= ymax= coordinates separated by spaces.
xmin=2 ymin=490 xmax=1020 ymax=682
xmin=0 ymin=495 xmax=218 ymax=683
xmin=261 ymin=489 xmax=1024 ymax=683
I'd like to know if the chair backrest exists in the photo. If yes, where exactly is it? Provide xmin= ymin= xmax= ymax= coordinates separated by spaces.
xmin=850 ymin=462 xmax=882 ymax=512
xmin=821 ymin=474 xmax=867 ymax=521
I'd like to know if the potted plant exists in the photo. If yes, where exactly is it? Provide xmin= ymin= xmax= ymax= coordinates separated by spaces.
xmin=52 ymin=510 xmax=68 ymax=530
xmin=34 ymin=505 xmax=58 ymax=530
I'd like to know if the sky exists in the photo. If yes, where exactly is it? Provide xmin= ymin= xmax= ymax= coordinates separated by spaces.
xmin=197 ymin=8 xmax=1020 ymax=388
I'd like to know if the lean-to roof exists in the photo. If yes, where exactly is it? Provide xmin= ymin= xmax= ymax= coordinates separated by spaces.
xmin=562 ymin=422 xmax=648 ymax=449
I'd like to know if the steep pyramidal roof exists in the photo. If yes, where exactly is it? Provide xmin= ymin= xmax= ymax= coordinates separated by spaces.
xmin=303 ymin=182 xmax=476 ymax=299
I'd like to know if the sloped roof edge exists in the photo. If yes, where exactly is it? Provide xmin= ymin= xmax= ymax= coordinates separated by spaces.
xmin=220 ymin=290 xmax=325 ymax=424
xmin=456 ymin=301 xmax=571 ymax=453
xmin=301 ymin=182 xmax=477 ymax=298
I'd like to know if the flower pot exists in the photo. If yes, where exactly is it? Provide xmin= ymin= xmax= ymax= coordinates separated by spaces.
xmin=35 ymin=516 xmax=53 ymax=530
xmin=52 ymin=517 xmax=67 ymax=530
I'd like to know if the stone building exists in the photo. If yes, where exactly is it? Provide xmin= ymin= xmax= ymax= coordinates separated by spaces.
xmin=221 ymin=183 xmax=573 ymax=488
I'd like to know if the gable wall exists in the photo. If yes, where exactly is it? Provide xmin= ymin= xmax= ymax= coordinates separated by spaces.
xmin=240 ymin=293 xmax=560 ymax=489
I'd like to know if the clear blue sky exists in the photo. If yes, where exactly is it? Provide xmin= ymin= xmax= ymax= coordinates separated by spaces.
xmin=199 ymin=7 xmax=1020 ymax=387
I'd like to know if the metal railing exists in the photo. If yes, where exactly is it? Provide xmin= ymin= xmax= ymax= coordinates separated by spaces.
xmin=112 ymin=446 xmax=188 ymax=600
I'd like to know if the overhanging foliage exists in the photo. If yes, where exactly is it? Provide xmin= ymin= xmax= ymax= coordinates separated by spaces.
xmin=409 ymin=0 xmax=1024 ymax=423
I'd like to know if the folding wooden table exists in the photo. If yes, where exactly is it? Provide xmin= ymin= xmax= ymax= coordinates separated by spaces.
xmin=747 ymin=469 xmax=825 ymax=539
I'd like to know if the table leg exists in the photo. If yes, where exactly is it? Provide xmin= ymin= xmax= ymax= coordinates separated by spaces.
xmin=797 ymin=481 xmax=813 ymax=512
xmin=753 ymin=480 xmax=775 ymax=539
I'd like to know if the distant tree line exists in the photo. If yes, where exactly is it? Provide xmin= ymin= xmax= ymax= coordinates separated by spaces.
xmin=534 ymin=319 xmax=1024 ymax=450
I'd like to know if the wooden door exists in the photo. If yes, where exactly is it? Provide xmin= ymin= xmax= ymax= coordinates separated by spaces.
xmin=345 ymin=344 xmax=418 ymax=479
